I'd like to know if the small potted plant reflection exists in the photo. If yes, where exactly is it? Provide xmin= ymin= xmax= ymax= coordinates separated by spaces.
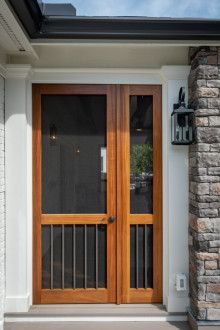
xmin=130 ymin=143 xmax=153 ymax=194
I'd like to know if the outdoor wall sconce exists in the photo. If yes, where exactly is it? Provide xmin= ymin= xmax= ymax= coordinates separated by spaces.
xmin=171 ymin=87 xmax=194 ymax=145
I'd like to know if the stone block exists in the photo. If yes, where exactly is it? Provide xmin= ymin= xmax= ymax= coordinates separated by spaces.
xmin=196 ymin=252 xmax=218 ymax=261
xmin=196 ymin=79 xmax=207 ymax=87
xmin=197 ymin=195 xmax=220 ymax=202
xmin=210 ymin=143 xmax=220 ymax=152
xmin=197 ymin=87 xmax=219 ymax=98
xmin=198 ymin=208 xmax=218 ymax=218
xmin=210 ymin=183 xmax=220 ymax=195
xmin=195 ymin=108 xmax=220 ymax=116
xmin=190 ymin=144 xmax=210 ymax=152
xmin=209 ymin=240 xmax=220 ymax=248
xmin=208 ymin=167 xmax=220 ymax=175
xmin=190 ymin=182 xmax=209 ymax=195
xmin=205 ymin=260 xmax=218 ymax=270
xmin=195 ymin=116 xmax=209 ymax=127
xmin=197 ymin=219 xmax=214 ymax=233
xmin=209 ymin=116 xmax=220 ymax=126
xmin=206 ymin=293 xmax=220 ymax=302
xmin=194 ymin=176 xmax=220 ymax=183
xmin=206 ymin=269 xmax=220 ymax=275
xmin=210 ymin=202 xmax=220 ymax=208
xmin=197 ymin=259 xmax=205 ymax=275
xmin=194 ymin=240 xmax=209 ymax=251
xmin=197 ymin=233 xmax=220 ymax=241
xmin=207 ymin=80 xmax=220 ymax=87
xmin=198 ymin=283 xmax=206 ymax=300
xmin=197 ymin=152 xmax=220 ymax=167
xmin=192 ymin=168 xmax=207 ymax=176
xmin=207 ymin=284 xmax=220 ymax=293
xmin=197 ymin=127 xmax=220 ymax=143
xmin=207 ymin=308 xmax=220 ymax=320
xmin=213 ymin=219 xmax=220 ymax=232
xmin=208 ymin=98 xmax=220 ymax=109
xmin=195 ymin=65 xmax=218 ymax=80
xmin=196 ymin=98 xmax=209 ymax=109
xmin=197 ymin=276 xmax=220 ymax=283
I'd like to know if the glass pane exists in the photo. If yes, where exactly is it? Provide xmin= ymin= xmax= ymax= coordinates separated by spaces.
xmin=130 ymin=96 xmax=153 ymax=214
xmin=42 ymin=95 xmax=107 ymax=214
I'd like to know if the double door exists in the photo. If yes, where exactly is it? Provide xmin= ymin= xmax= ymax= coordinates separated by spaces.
xmin=33 ymin=84 xmax=162 ymax=304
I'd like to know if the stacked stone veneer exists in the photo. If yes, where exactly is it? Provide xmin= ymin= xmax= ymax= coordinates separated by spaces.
xmin=0 ymin=75 xmax=5 ymax=328
xmin=189 ymin=47 xmax=220 ymax=322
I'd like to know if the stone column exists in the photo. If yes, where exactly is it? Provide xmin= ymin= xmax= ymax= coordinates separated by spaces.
xmin=188 ymin=47 xmax=220 ymax=329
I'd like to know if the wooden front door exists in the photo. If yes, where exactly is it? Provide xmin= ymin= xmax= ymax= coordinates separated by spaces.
xmin=33 ymin=84 xmax=162 ymax=304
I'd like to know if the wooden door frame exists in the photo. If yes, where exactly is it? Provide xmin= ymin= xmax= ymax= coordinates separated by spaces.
xmin=33 ymin=84 xmax=117 ymax=304
xmin=32 ymin=83 xmax=162 ymax=305
xmin=117 ymin=85 xmax=162 ymax=303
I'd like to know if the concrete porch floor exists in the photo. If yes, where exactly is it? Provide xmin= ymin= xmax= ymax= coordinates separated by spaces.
xmin=5 ymin=321 xmax=190 ymax=330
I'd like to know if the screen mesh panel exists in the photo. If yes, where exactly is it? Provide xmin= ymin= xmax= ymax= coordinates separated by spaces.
xmin=130 ymin=224 xmax=153 ymax=289
xmin=42 ymin=224 xmax=107 ymax=289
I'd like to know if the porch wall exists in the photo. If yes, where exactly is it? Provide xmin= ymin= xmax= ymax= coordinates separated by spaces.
xmin=4 ymin=65 xmax=190 ymax=314
xmin=188 ymin=47 xmax=220 ymax=325
xmin=0 ymin=75 xmax=5 ymax=330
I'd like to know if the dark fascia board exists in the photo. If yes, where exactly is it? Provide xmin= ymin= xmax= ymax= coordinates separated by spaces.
xmin=6 ymin=0 xmax=220 ymax=40
xmin=6 ymin=0 xmax=43 ymax=36
xmin=39 ymin=16 xmax=220 ymax=40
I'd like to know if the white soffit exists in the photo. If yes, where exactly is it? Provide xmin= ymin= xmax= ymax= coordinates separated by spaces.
xmin=0 ymin=0 xmax=38 ymax=58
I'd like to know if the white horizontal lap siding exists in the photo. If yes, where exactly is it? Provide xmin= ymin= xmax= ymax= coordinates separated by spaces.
xmin=0 ymin=75 xmax=5 ymax=330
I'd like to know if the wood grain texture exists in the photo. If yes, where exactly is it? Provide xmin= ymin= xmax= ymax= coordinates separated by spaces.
xmin=41 ymin=289 xmax=112 ymax=304
xmin=41 ymin=214 xmax=108 ymax=224
xmin=130 ymin=214 xmax=153 ymax=224
xmin=119 ymin=85 xmax=162 ymax=304
xmin=33 ymin=84 xmax=117 ymax=304
xmin=33 ymin=83 xmax=162 ymax=305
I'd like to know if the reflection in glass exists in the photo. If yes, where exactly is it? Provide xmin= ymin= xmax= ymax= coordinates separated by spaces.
xmin=130 ymin=96 xmax=153 ymax=214
xmin=42 ymin=95 xmax=107 ymax=214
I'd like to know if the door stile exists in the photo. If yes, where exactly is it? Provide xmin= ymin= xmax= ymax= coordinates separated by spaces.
xmin=116 ymin=85 xmax=121 ymax=304
xmin=152 ymin=86 xmax=163 ymax=301
xmin=118 ymin=85 xmax=130 ymax=303
xmin=106 ymin=85 xmax=117 ymax=302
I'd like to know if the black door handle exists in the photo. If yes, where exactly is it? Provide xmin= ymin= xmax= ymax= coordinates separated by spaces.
xmin=108 ymin=216 xmax=116 ymax=223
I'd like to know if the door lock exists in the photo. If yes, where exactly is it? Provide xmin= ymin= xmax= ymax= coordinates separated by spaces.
xmin=108 ymin=216 xmax=116 ymax=223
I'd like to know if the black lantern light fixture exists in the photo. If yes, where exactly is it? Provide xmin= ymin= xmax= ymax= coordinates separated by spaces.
xmin=171 ymin=87 xmax=194 ymax=145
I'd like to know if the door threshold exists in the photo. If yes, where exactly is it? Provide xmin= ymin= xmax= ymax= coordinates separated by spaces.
xmin=5 ymin=304 xmax=187 ymax=322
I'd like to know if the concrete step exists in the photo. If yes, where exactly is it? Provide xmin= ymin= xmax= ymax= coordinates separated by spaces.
xmin=4 ymin=304 xmax=188 ymax=329
xmin=5 ymin=304 xmax=186 ymax=319
xmin=4 ymin=321 xmax=190 ymax=330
